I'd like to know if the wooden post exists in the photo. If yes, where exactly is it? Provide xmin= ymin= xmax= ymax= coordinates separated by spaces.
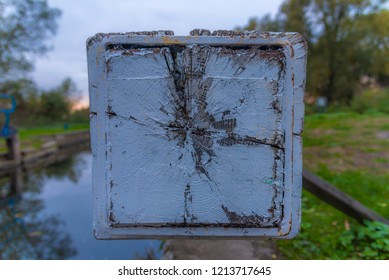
xmin=87 ymin=30 xmax=307 ymax=239
xmin=6 ymin=133 xmax=21 ymax=163
xmin=10 ymin=166 xmax=23 ymax=194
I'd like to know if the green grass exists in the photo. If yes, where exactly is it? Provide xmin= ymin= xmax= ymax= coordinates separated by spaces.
xmin=17 ymin=123 xmax=89 ymax=140
xmin=304 ymin=112 xmax=389 ymax=150
xmin=277 ymin=112 xmax=389 ymax=259
xmin=0 ymin=122 xmax=89 ymax=153
xmin=314 ymin=166 xmax=389 ymax=218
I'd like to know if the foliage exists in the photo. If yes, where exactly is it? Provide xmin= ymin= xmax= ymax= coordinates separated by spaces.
xmin=351 ymin=87 xmax=389 ymax=114
xmin=0 ymin=0 xmax=61 ymax=80
xmin=278 ymin=211 xmax=389 ymax=259
xmin=277 ymin=168 xmax=389 ymax=259
xmin=236 ymin=0 xmax=389 ymax=103
xmin=68 ymin=107 xmax=89 ymax=123
xmin=361 ymin=9 xmax=389 ymax=83
xmin=339 ymin=221 xmax=389 ymax=259
xmin=39 ymin=78 xmax=77 ymax=121
xmin=277 ymin=112 xmax=389 ymax=259
xmin=0 ymin=1 xmax=75 ymax=128
xmin=0 ymin=77 xmax=89 ymax=126
xmin=0 ymin=78 xmax=39 ymax=112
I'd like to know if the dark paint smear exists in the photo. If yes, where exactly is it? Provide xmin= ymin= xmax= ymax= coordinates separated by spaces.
xmin=183 ymin=184 xmax=197 ymax=224
xmin=221 ymin=205 xmax=277 ymax=227
xmin=159 ymin=45 xmax=287 ymax=181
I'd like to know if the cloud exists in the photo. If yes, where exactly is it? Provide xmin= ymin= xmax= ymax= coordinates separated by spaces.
xmin=33 ymin=0 xmax=283 ymax=105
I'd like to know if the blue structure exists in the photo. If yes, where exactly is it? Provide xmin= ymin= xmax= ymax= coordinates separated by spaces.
xmin=0 ymin=94 xmax=17 ymax=138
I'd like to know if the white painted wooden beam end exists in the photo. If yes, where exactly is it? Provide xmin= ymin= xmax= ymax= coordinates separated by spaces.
xmin=87 ymin=30 xmax=307 ymax=239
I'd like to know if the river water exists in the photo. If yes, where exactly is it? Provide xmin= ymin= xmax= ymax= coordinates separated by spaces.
xmin=0 ymin=151 xmax=162 ymax=259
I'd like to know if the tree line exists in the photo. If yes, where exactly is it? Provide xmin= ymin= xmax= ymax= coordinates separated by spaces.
xmin=1 ymin=77 xmax=88 ymax=126
xmin=1 ymin=0 xmax=388 ymax=124
xmin=0 ymin=0 xmax=87 ymax=126
xmin=237 ymin=0 xmax=389 ymax=105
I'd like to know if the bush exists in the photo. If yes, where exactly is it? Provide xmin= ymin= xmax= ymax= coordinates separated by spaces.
xmin=351 ymin=88 xmax=389 ymax=114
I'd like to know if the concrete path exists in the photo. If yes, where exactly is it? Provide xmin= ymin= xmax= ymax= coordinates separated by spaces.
xmin=164 ymin=239 xmax=282 ymax=260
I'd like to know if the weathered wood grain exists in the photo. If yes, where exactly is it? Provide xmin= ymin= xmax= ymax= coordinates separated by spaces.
xmin=87 ymin=30 xmax=307 ymax=239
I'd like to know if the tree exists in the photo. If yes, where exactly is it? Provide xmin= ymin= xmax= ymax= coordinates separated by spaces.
xmin=0 ymin=77 xmax=81 ymax=126
xmin=0 ymin=0 xmax=61 ymax=80
xmin=39 ymin=78 xmax=77 ymax=121
xmin=0 ymin=78 xmax=39 ymax=109
xmin=360 ymin=9 xmax=389 ymax=84
xmin=237 ymin=0 xmax=389 ymax=103
xmin=310 ymin=0 xmax=386 ymax=102
xmin=236 ymin=0 xmax=311 ymax=42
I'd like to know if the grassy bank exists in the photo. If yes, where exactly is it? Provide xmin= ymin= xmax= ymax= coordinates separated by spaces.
xmin=0 ymin=123 xmax=89 ymax=153
xmin=17 ymin=123 xmax=89 ymax=140
xmin=277 ymin=112 xmax=389 ymax=259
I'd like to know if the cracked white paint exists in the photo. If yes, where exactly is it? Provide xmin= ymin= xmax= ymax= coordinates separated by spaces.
xmin=87 ymin=30 xmax=307 ymax=239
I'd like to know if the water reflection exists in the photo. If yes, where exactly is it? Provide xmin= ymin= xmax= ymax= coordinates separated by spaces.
xmin=0 ymin=150 xmax=161 ymax=259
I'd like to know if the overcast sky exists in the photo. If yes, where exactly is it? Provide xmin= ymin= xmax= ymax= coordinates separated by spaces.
xmin=32 ymin=0 xmax=284 ymax=106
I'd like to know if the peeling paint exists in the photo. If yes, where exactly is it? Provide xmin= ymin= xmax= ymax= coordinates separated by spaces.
xmin=222 ymin=205 xmax=274 ymax=227
xmin=190 ymin=29 xmax=211 ymax=36
xmin=87 ymin=30 xmax=306 ymax=239
xmin=183 ymin=184 xmax=197 ymax=224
